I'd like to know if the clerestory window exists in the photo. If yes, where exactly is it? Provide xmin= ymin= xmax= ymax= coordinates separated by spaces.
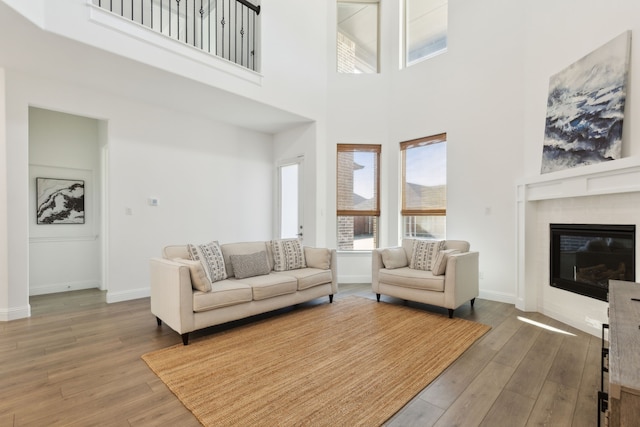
xmin=337 ymin=1 xmax=379 ymax=73
xmin=403 ymin=0 xmax=448 ymax=67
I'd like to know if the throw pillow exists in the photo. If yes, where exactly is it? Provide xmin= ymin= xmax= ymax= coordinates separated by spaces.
xmin=174 ymin=258 xmax=212 ymax=292
xmin=381 ymin=247 xmax=408 ymax=269
xmin=410 ymin=240 xmax=445 ymax=271
xmin=304 ymin=247 xmax=331 ymax=270
xmin=271 ymin=239 xmax=306 ymax=271
xmin=187 ymin=241 xmax=228 ymax=283
xmin=230 ymin=251 xmax=271 ymax=279
xmin=431 ymin=249 xmax=460 ymax=276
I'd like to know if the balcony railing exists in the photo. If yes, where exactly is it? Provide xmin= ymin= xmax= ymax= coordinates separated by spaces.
xmin=93 ymin=0 xmax=260 ymax=71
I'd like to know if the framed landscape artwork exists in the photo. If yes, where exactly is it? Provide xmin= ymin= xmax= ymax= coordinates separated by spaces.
xmin=36 ymin=177 xmax=85 ymax=224
xmin=541 ymin=31 xmax=631 ymax=174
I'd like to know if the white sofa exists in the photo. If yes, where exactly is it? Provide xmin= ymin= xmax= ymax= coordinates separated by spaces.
xmin=150 ymin=240 xmax=337 ymax=344
xmin=372 ymin=239 xmax=479 ymax=318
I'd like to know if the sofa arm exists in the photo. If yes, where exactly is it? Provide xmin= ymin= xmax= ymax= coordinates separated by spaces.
xmin=443 ymin=251 xmax=479 ymax=309
xmin=371 ymin=248 xmax=387 ymax=292
xmin=149 ymin=258 xmax=195 ymax=334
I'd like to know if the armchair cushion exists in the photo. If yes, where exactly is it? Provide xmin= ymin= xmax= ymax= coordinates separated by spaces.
xmin=432 ymin=249 xmax=460 ymax=276
xmin=409 ymin=240 xmax=445 ymax=271
xmin=378 ymin=267 xmax=445 ymax=292
xmin=381 ymin=247 xmax=408 ymax=269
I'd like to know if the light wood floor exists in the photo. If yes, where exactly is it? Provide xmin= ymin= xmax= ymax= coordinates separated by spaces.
xmin=0 ymin=284 xmax=601 ymax=426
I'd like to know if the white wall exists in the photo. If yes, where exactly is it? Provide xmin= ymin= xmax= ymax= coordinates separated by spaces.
xmin=28 ymin=107 xmax=101 ymax=295
xmin=326 ymin=0 xmax=526 ymax=296
xmin=3 ymin=70 xmax=276 ymax=309
xmin=519 ymin=0 xmax=640 ymax=335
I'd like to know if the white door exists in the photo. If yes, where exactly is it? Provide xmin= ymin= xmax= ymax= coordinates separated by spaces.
xmin=278 ymin=158 xmax=303 ymax=240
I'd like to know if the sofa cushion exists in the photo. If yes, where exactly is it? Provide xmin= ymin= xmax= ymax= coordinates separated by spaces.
xmin=304 ymin=247 xmax=331 ymax=270
xmin=173 ymin=258 xmax=212 ymax=292
xmin=378 ymin=267 xmax=445 ymax=292
xmin=410 ymin=240 xmax=445 ymax=271
xmin=192 ymin=280 xmax=252 ymax=312
xmin=230 ymin=251 xmax=271 ymax=279
xmin=271 ymin=239 xmax=306 ymax=271
xmin=381 ymin=247 xmax=408 ymax=269
xmin=274 ymin=268 xmax=333 ymax=291
xmin=234 ymin=274 xmax=298 ymax=300
xmin=432 ymin=249 xmax=460 ymax=276
xmin=188 ymin=241 xmax=228 ymax=283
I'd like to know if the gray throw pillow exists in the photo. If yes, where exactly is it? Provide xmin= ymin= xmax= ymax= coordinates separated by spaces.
xmin=230 ymin=251 xmax=271 ymax=279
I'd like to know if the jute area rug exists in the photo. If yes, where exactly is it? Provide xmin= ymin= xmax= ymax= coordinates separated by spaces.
xmin=142 ymin=296 xmax=490 ymax=426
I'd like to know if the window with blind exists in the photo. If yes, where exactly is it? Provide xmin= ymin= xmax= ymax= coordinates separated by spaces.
xmin=401 ymin=133 xmax=446 ymax=239
xmin=337 ymin=144 xmax=380 ymax=250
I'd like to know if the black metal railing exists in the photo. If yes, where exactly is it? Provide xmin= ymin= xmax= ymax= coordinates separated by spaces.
xmin=94 ymin=0 xmax=260 ymax=71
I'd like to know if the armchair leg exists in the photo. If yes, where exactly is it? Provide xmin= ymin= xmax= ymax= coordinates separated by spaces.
xmin=471 ymin=298 xmax=476 ymax=308
xmin=329 ymin=294 xmax=334 ymax=303
xmin=376 ymin=293 xmax=381 ymax=302
xmin=156 ymin=316 xmax=162 ymax=326
xmin=448 ymin=309 xmax=454 ymax=318
xmin=181 ymin=333 xmax=190 ymax=346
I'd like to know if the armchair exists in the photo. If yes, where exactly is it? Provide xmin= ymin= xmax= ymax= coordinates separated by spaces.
xmin=372 ymin=239 xmax=479 ymax=317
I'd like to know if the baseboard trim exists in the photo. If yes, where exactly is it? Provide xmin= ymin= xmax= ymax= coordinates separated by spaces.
xmin=29 ymin=280 xmax=101 ymax=296
xmin=0 ymin=304 xmax=31 ymax=321
xmin=106 ymin=287 xmax=150 ymax=303
xmin=541 ymin=302 xmax=603 ymax=337
xmin=337 ymin=275 xmax=371 ymax=284
xmin=478 ymin=289 xmax=516 ymax=305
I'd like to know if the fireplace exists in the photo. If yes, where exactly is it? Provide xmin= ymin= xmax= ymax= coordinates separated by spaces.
xmin=550 ymin=224 xmax=635 ymax=301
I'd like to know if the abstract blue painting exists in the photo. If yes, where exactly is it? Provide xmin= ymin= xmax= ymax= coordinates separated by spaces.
xmin=541 ymin=31 xmax=631 ymax=174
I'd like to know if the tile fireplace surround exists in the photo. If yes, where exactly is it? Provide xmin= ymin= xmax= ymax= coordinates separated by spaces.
xmin=516 ymin=157 xmax=640 ymax=336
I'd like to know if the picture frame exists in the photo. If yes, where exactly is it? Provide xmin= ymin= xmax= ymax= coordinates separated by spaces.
xmin=36 ymin=177 xmax=85 ymax=224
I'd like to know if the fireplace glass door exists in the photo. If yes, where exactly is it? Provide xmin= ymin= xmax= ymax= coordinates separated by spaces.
xmin=550 ymin=224 xmax=635 ymax=301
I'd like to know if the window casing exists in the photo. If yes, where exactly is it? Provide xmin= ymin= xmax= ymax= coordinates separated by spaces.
xmin=403 ymin=0 xmax=448 ymax=67
xmin=337 ymin=144 xmax=381 ymax=250
xmin=401 ymin=133 xmax=446 ymax=239
xmin=337 ymin=1 xmax=379 ymax=73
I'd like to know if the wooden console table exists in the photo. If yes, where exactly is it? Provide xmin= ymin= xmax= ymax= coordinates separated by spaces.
xmin=606 ymin=280 xmax=640 ymax=426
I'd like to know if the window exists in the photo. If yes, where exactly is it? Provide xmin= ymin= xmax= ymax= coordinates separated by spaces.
xmin=337 ymin=1 xmax=379 ymax=73
xmin=337 ymin=144 xmax=381 ymax=250
xmin=401 ymin=133 xmax=446 ymax=239
xmin=403 ymin=0 xmax=448 ymax=67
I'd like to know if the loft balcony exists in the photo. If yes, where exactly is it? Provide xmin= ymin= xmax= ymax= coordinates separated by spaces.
xmin=91 ymin=0 xmax=261 ymax=72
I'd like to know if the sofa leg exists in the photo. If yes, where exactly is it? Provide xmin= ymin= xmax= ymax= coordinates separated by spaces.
xmin=156 ymin=316 xmax=162 ymax=326
xmin=181 ymin=333 xmax=189 ymax=346
xmin=376 ymin=293 xmax=381 ymax=302
xmin=329 ymin=294 xmax=334 ymax=303
xmin=448 ymin=309 xmax=454 ymax=318
xmin=471 ymin=298 xmax=476 ymax=308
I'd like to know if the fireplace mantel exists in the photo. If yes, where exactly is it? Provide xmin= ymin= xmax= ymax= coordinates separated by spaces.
xmin=517 ymin=157 xmax=640 ymax=202
xmin=516 ymin=157 xmax=640 ymax=315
